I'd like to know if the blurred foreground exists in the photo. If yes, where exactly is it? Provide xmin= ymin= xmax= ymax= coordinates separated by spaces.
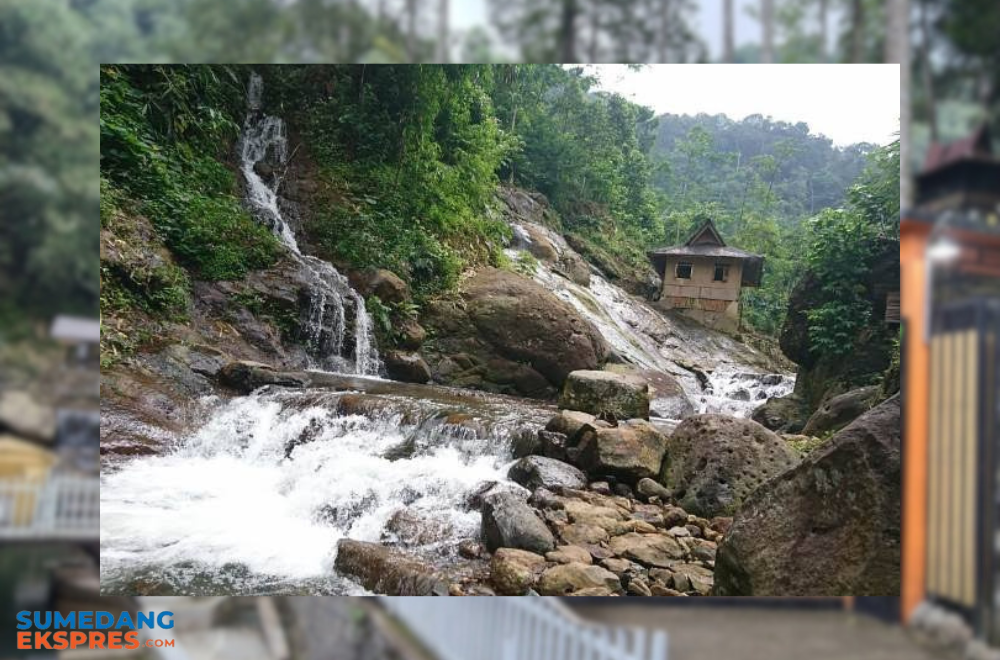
xmin=0 ymin=587 xmax=943 ymax=660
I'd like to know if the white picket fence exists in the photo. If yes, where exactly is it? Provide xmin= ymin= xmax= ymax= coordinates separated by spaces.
xmin=0 ymin=475 xmax=99 ymax=540
xmin=380 ymin=597 xmax=669 ymax=660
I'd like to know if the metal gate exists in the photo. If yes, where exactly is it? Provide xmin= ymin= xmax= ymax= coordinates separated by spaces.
xmin=926 ymin=299 xmax=999 ymax=642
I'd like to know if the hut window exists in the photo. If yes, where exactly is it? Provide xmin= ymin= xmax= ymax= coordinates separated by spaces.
xmin=675 ymin=262 xmax=693 ymax=279
xmin=713 ymin=263 xmax=730 ymax=282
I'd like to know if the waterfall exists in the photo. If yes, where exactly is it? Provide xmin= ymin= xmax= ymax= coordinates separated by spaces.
xmin=504 ymin=220 xmax=795 ymax=417
xmin=239 ymin=73 xmax=379 ymax=375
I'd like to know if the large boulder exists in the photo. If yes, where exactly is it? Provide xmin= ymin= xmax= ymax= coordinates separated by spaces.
xmin=559 ymin=370 xmax=650 ymax=420
xmin=536 ymin=562 xmax=622 ymax=596
xmin=507 ymin=456 xmax=587 ymax=492
xmin=334 ymin=539 xmax=448 ymax=596
xmin=713 ymin=396 xmax=901 ymax=596
xmin=801 ymin=386 xmax=878 ymax=437
xmin=660 ymin=415 xmax=798 ymax=518
xmin=382 ymin=351 xmax=432 ymax=384
xmin=422 ymin=269 xmax=608 ymax=399
xmin=751 ymin=396 xmax=807 ymax=433
xmin=481 ymin=488 xmax=556 ymax=554
xmin=218 ymin=360 xmax=310 ymax=394
xmin=348 ymin=268 xmax=410 ymax=305
xmin=575 ymin=420 xmax=669 ymax=484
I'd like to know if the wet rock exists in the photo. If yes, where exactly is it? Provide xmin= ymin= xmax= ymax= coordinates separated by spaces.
xmin=508 ymin=456 xmax=587 ymax=492
xmin=662 ymin=506 xmax=689 ymax=529
xmin=601 ymin=557 xmax=632 ymax=575
xmin=546 ymin=546 xmax=593 ymax=565
xmin=481 ymin=488 xmax=555 ymax=555
xmin=589 ymin=481 xmax=612 ymax=495
xmin=545 ymin=410 xmax=598 ymax=443
xmin=396 ymin=319 xmax=427 ymax=350
xmin=348 ymin=268 xmax=410 ymax=305
xmin=672 ymin=563 xmax=714 ymax=595
xmin=801 ymin=386 xmax=879 ymax=437
xmin=608 ymin=533 xmax=686 ymax=568
xmin=422 ymin=269 xmax=608 ymax=398
xmin=713 ymin=396 xmax=901 ymax=596
xmin=627 ymin=578 xmax=653 ymax=597
xmin=660 ymin=414 xmax=798 ymax=518
xmin=555 ymin=252 xmax=592 ymax=287
xmin=575 ymin=420 xmax=668 ymax=484
xmin=218 ymin=360 xmax=310 ymax=394
xmin=528 ymin=487 xmax=562 ymax=511
xmin=334 ymin=539 xmax=448 ymax=596
xmin=559 ymin=370 xmax=650 ymax=420
xmin=466 ymin=481 xmax=530 ymax=510
xmin=636 ymin=478 xmax=672 ymax=501
xmin=649 ymin=584 xmax=684 ymax=597
xmin=383 ymin=351 xmax=431 ymax=384
xmin=536 ymin=563 xmax=622 ymax=596
xmin=383 ymin=510 xmax=453 ymax=547
xmin=458 ymin=539 xmax=483 ymax=559
xmin=559 ymin=523 xmax=610 ymax=546
xmin=490 ymin=548 xmax=548 ymax=595
xmin=0 ymin=391 xmax=56 ymax=443
xmin=511 ymin=428 xmax=542 ymax=459
xmin=751 ymin=395 xmax=807 ymax=433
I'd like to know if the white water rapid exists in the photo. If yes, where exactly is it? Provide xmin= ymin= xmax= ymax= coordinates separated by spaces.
xmin=239 ymin=73 xmax=379 ymax=375
xmin=100 ymin=385 xmax=551 ymax=595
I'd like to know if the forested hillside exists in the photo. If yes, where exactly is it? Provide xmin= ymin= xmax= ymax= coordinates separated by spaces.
xmin=100 ymin=63 xmax=896 ymax=355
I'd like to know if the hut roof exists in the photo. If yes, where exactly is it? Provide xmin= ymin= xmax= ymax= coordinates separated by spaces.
xmin=647 ymin=219 xmax=764 ymax=287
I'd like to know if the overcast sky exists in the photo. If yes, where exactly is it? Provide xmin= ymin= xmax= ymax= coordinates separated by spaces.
xmin=583 ymin=64 xmax=900 ymax=147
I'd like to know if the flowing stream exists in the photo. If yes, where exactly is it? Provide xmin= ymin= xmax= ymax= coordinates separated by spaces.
xmin=100 ymin=384 xmax=551 ymax=595
xmin=240 ymin=73 xmax=378 ymax=375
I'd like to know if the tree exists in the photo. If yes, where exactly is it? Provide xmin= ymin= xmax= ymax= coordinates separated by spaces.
xmin=760 ymin=0 xmax=775 ymax=63
xmin=437 ymin=0 xmax=449 ymax=62
xmin=884 ymin=0 xmax=910 ymax=208
xmin=722 ymin=0 xmax=735 ymax=63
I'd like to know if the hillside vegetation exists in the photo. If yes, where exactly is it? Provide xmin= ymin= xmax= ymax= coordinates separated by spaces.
xmin=99 ymin=64 xmax=898 ymax=369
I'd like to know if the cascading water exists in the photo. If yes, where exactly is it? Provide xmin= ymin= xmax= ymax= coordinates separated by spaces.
xmin=239 ymin=73 xmax=379 ymax=375
xmin=505 ymin=220 xmax=795 ymax=418
xmin=100 ymin=385 xmax=552 ymax=595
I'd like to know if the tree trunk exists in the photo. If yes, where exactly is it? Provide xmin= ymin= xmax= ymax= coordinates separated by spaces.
xmin=659 ymin=0 xmax=672 ymax=63
xmin=850 ymin=0 xmax=865 ymax=63
xmin=818 ymin=0 xmax=829 ymax=62
xmin=559 ymin=0 xmax=577 ymax=62
xmin=723 ymin=0 xmax=735 ymax=63
xmin=760 ymin=0 xmax=775 ymax=63
xmin=436 ymin=0 xmax=449 ymax=62
xmin=588 ymin=3 xmax=600 ymax=62
xmin=885 ymin=0 xmax=911 ymax=208
xmin=406 ymin=0 xmax=418 ymax=63
xmin=918 ymin=0 xmax=937 ymax=141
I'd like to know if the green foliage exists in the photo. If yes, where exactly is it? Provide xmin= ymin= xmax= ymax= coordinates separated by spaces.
xmin=276 ymin=65 xmax=515 ymax=299
xmin=511 ymin=251 xmax=539 ymax=277
xmin=100 ymin=64 xmax=281 ymax=281
xmin=803 ymin=141 xmax=900 ymax=356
